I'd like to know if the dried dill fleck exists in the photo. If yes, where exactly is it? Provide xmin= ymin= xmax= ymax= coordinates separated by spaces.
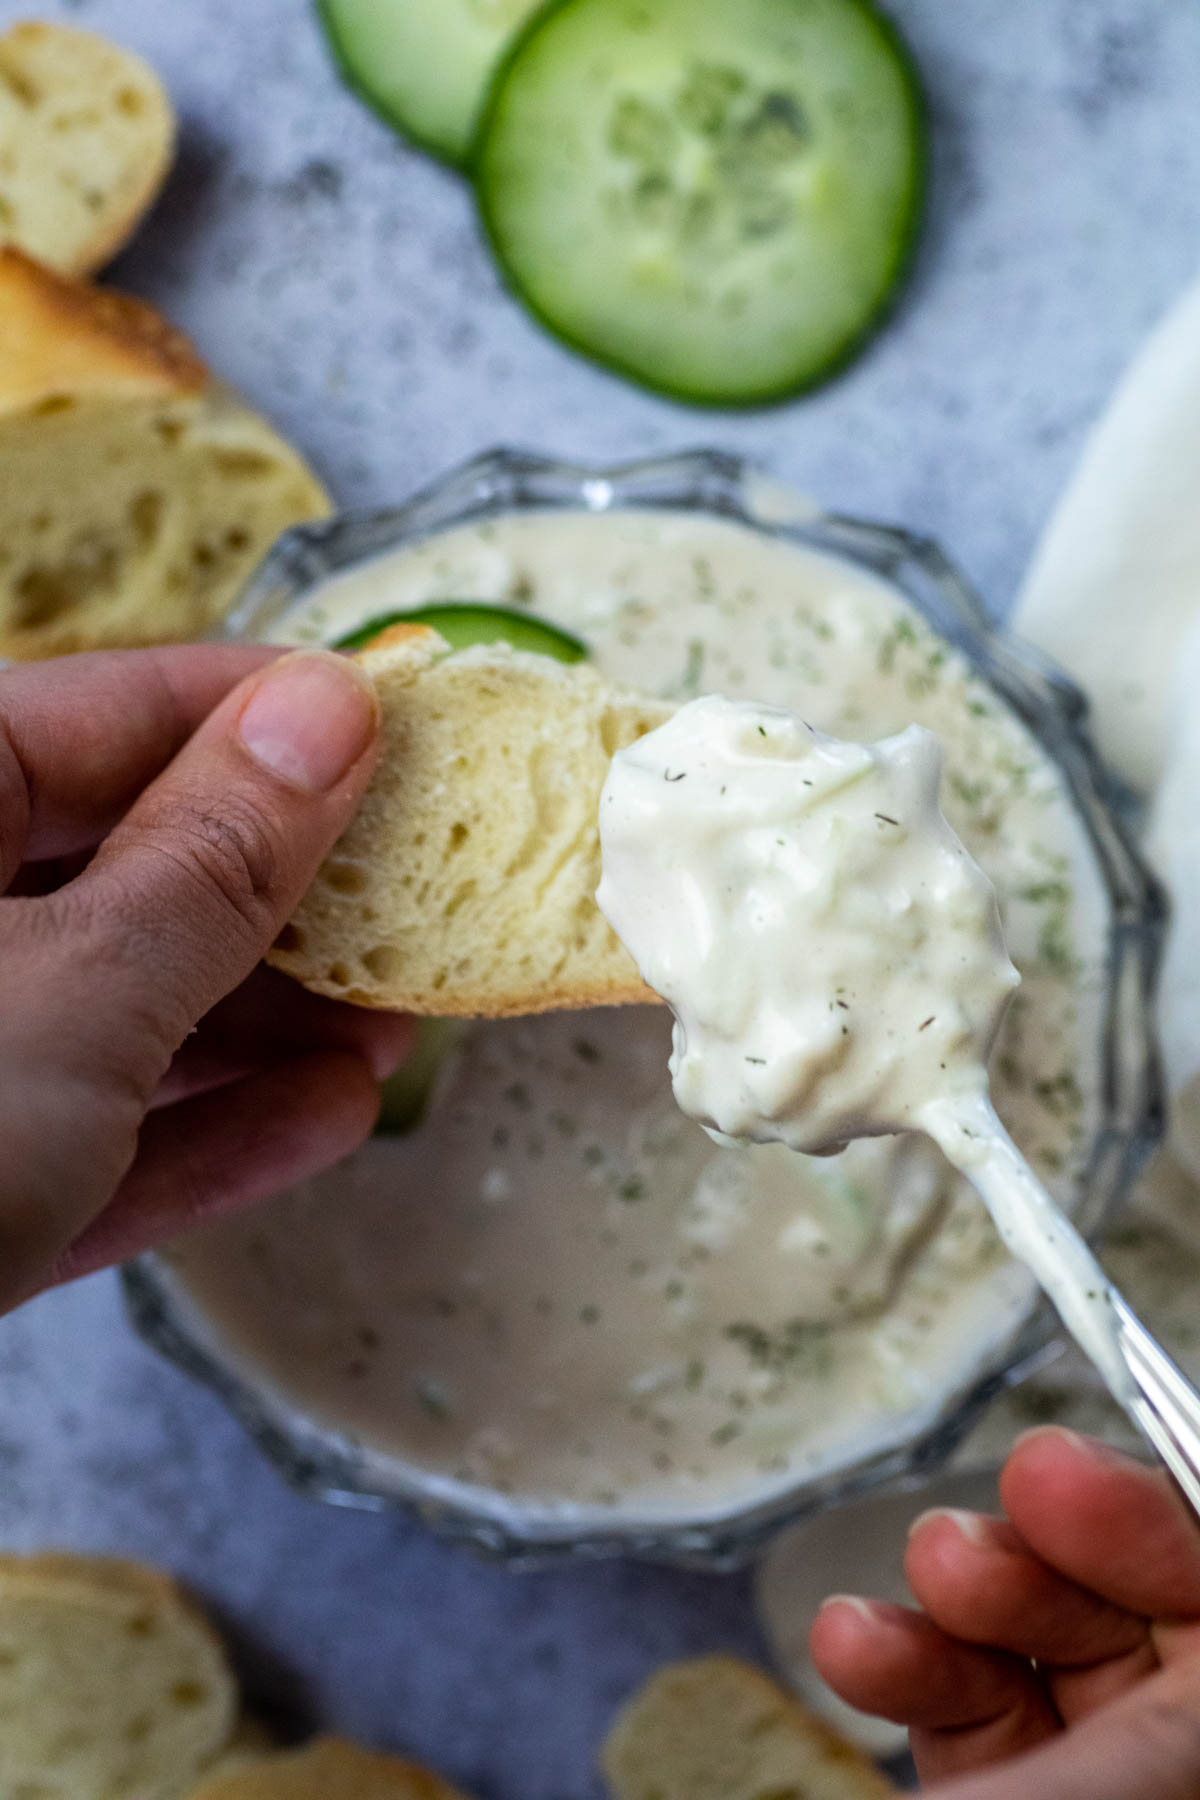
xmin=1022 ymin=879 xmax=1071 ymax=906
xmin=1032 ymin=1068 xmax=1083 ymax=1119
xmin=676 ymin=639 xmax=706 ymax=696
xmin=875 ymin=615 xmax=919 ymax=674
xmin=1038 ymin=913 xmax=1076 ymax=973
xmin=725 ymin=1319 xmax=833 ymax=1376
xmin=949 ymin=772 xmax=988 ymax=808
xmin=415 ymin=1377 xmax=452 ymax=1422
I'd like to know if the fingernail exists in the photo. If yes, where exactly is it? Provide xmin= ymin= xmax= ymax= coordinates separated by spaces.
xmin=1015 ymin=1424 xmax=1130 ymax=1465
xmin=1013 ymin=1424 xmax=1090 ymax=1454
xmin=908 ymin=1506 xmax=994 ymax=1545
xmin=238 ymin=651 xmax=378 ymax=793
xmin=818 ymin=1594 xmax=886 ymax=1622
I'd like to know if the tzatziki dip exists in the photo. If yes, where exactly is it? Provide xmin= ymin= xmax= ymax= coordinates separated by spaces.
xmin=166 ymin=508 xmax=1110 ymax=1525
xmin=598 ymin=696 xmax=1137 ymax=1412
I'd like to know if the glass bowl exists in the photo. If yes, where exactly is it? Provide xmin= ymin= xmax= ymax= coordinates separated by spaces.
xmin=122 ymin=448 xmax=1166 ymax=1568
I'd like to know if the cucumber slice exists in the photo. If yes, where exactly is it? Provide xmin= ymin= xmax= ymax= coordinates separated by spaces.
xmin=334 ymin=600 xmax=589 ymax=661
xmin=317 ymin=0 xmax=546 ymax=167
xmin=476 ymin=0 xmax=926 ymax=404
xmin=376 ymin=1019 xmax=464 ymax=1134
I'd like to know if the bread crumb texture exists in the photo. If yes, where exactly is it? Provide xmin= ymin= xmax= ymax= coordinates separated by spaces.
xmin=0 ymin=249 xmax=331 ymax=656
xmin=0 ymin=1551 xmax=237 ymax=1800
xmin=271 ymin=637 xmax=671 ymax=1017
xmin=602 ymin=1655 xmax=898 ymax=1800
xmin=0 ymin=20 xmax=175 ymax=276
xmin=183 ymin=1736 xmax=472 ymax=1800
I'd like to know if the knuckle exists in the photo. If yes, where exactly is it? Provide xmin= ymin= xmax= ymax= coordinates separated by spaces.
xmin=4 ymin=892 xmax=183 ymax=1105
xmin=126 ymin=792 xmax=286 ymax=943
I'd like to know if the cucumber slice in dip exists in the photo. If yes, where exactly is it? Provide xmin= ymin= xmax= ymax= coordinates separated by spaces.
xmin=317 ymin=0 xmax=545 ymax=167
xmin=376 ymin=1019 xmax=464 ymax=1134
xmin=335 ymin=600 xmax=589 ymax=661
xmin=476 ymin=0 xmax=926 ymax=404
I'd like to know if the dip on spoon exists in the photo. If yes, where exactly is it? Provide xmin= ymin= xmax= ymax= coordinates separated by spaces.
xmin=596 ymin=695 xmax=1139 ymax=1411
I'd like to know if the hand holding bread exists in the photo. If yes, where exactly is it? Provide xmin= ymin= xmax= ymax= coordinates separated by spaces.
xmin=0 ymin=644 xmax=415 ymax=1313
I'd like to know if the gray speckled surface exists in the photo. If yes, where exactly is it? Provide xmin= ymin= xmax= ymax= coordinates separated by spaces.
xmin=3 ymin=0 xmax=1200 ymax=1792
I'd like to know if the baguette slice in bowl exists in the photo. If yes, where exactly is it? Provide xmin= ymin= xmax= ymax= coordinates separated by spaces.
xmin=270 ymin=625 xmax=671 ymax=1017
xmin=0 ymin=20 xmax=175 ymax=276
xmin=0 ymin=248 xmax=331 ymax=657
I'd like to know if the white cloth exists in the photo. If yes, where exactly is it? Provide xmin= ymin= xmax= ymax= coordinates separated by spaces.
xmin=1015 ymin=271 xmax=1200 ymax=795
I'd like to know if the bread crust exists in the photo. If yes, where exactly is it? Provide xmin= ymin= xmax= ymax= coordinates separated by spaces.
xmin=0 ymin=246 xmax=207 ymax=411
xmin=184 ymin=1736 xmax=471 ymax=1800
xmin=265 ymin=961 xmax=664 ymax=1017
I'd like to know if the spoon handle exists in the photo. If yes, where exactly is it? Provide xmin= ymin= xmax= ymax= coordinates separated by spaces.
xmin=1112 ymin=1294 xmax=1200 ymax=1518
xmin=921 ymin=1093 xmax=1200 ymax=1521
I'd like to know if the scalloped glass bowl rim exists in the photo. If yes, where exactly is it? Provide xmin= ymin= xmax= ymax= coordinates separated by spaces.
xmin=123 ymin=447 xmax=1166 ymax=1569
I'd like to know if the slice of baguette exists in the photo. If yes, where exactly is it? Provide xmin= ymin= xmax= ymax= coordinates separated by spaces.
xmin=602 ymin=1655 xmax=898 ymax=1800
xmin=269 ymin=626 xmax=671 ymax=1016
xmin=0 ymin=21 xmax=175 ymax=276
xmin=184 ymin=1736 xmax=472 ymax=1800
xmin=0 ymin=1553 xmax=237 ymax=1800
xmin=0 ymin=248 xmax=332 ymax=656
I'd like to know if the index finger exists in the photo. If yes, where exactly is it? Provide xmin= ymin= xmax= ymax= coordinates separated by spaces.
xmin=1000 ymin=1428 xmax=1200 ymax=1621
xmin=0 ymin=644 xmax=279 ymax=887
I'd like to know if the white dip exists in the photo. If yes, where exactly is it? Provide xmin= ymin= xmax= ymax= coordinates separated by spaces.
xmin=165 ymin=509 xmax=1110 ymax=1526
xmin=598 ymin=696 xmax=1134 ymax=1410
xmin=597 ymin=705 xmax=1018 ymax=1153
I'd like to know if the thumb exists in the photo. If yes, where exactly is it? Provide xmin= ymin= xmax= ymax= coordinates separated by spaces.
xmin=929 ymin=1661 xmax=1200 ymax=1800
xmin=71 ymin=647 xmax=381 ymax=1094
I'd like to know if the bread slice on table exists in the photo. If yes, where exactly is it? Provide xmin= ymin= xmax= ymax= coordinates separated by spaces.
xmin=0 ymin=1547 xmax=185 ymax=1605
xmin=0 ymin=1550 xmax=238 ymax=1800
xmin=0 ymin=20 xmax=175 ymax=276
xmin=269 ymin=625 xmax=672 ymax=1017
xmin=0 ymin=248 xmax=331 ymax=657
xmin=602 ymin=1655 xmax=898 ymax=1800
xmin=183 ymin=1736 xmax=472 ymax=1800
